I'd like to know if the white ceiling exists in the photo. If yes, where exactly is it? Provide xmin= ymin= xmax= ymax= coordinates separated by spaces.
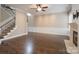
xmin=8 ymin=4 xmax=71 ymax=15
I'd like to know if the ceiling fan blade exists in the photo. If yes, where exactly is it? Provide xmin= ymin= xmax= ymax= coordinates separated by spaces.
xmin=42 ymin=6 xmax=48 ymax=8
xmin=31 ymin=8 xmax=37 ymax=9
xmin=42 ymin=9 xmax=46 ymax=11
xmin=36 ymin=4 xmax=41 ymax=7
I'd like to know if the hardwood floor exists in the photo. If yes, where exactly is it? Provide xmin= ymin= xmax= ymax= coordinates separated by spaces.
xmin=0 ymin=32 xmax=69 ymax=54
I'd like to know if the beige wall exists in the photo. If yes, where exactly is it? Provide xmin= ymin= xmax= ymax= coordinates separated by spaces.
xmin=15 ymin=10 xmax=27 ymax=34
xmin=28 ymin=13 xmax=69 ymax=35
xmin=29 ymin=13 xmax=68 ymax=28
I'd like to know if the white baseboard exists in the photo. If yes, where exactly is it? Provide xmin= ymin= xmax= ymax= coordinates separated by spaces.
xmin=1 ymin=33 xmax=28 ymax=41
xmin=28 ymin=27 xmax=69 ymax=36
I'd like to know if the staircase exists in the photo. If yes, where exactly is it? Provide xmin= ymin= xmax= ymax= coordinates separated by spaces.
xmin=0 ymin=5 xmax=16 ymax=39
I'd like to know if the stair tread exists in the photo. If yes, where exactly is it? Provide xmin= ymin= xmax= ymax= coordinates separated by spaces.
xmin=1 ymin=21 xmax=15 ymax=38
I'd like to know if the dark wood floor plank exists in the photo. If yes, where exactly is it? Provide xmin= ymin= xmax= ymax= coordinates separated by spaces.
xmin=0 ymin=32 xmax=69 ymax=54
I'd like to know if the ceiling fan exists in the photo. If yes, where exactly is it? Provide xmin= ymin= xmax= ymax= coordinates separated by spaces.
xmin=30 ymin=4 xmax=48 ymax=12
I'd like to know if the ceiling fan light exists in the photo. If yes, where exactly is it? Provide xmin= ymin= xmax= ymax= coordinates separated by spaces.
xmin=37 ymin=7 xmax=42 ymax=11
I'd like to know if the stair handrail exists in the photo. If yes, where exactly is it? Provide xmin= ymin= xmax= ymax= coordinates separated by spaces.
xmin=0 ymin=17 xmax=15 ymax=29
xmin=1 ymin=7 xmax=15 ymax=16
xmin=1 ymin=7 xmax=13 ymax=17
xmin=0 ymin=17 xmax=15 ymax=37
xmin=0 ymin=7 xmax=15 ymax=29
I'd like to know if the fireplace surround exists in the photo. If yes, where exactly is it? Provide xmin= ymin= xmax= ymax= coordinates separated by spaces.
xmin=73 ymin=31 xmax=78 ymax=46
xmin=64 ymin=22 xmax=79 ymax=53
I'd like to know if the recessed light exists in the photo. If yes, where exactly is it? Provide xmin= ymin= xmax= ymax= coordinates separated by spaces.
xmin=27 ymin=13 xmax=32 ymax=16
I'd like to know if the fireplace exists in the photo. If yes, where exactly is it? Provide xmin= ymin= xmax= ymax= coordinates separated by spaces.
xmin=73 ymin=31 xmax=78 ymax=46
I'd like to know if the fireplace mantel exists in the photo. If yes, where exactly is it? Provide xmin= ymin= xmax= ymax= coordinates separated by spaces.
xmin=70 ymin=23 xmax=78 ymax=32
xmin=65 ymin=20 xmax=79 ymax=53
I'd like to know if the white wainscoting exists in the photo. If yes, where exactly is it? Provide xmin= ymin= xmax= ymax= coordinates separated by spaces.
xmin=28 ymin=27 xmax=69 ymax=35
